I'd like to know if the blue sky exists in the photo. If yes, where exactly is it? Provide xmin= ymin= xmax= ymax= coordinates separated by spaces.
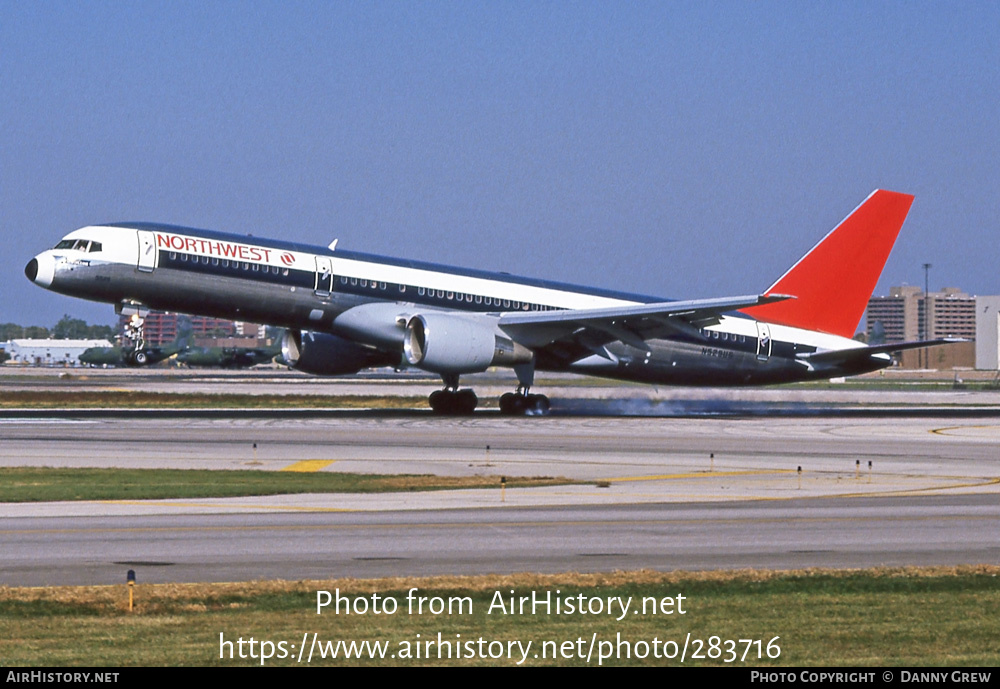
xmin=3 ymin=1 xmax=998 ymax=328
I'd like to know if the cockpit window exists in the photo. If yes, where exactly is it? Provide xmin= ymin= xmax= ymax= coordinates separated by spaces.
xmin=54 ymin=239 xmax=100 ymax=252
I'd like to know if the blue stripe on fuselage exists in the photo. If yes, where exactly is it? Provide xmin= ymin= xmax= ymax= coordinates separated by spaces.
xmin=157 ymin=247 xmax=561 ymax=315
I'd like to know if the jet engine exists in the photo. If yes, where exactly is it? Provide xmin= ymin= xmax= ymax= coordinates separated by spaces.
xmin=403 ymin=313 xmax=532 ymax=374
xmin=281 ymin=330 xmax=397 ymax=375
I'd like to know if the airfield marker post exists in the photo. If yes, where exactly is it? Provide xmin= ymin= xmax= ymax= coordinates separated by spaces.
xmin=127 ymin=569 xmax=136 ymax=612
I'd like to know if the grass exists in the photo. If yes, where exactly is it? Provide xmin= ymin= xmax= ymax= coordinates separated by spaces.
xmin=1 ymin=567 xmax=998 ymax=666
xmin=0 ymin=390 xmax=423 ymax=409
xmin=0 ymin=467 xmax=576 ymax=502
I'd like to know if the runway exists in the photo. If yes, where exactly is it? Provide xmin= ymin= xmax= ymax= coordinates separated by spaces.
xmin=1 ymin=410 xmax=998 ymax=585
xmin=4 ymin=496 xmax=998 ymax=586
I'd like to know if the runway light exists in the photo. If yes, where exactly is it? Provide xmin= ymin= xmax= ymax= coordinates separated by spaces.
xmin=855 ymin=459 xmax=860 ymax=480
xmin=500 ymin=475 xmax=506 ymax=503
xmin=797 ymin=466 xmax=802 ymax=490
xmin=127 ymin=569 xmax=136 ymax=612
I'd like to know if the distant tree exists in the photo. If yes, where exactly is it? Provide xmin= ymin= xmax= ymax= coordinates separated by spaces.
xmin=0 ymin=323 xmax=25 ymax=340
xmin=23 ymin=326 xmax=50 ymax=339
xmin=53 ymin=315 xmax=91 ymax=339
xmin=86 ymin=324 xmax=114 ymax=340
xmin=0 ymin=318 xmax=112 ymax=341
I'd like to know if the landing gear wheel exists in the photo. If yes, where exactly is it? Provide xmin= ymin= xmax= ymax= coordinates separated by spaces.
xmin=124 ymin=349 xmax=148 ymax=367
xmin=499 ymin=392 xmax=517 ymax=415
xmin=428 ymin=389 xmax=478 ymax=415
xmin=429 ymin=389 xmax=446 ymax=412
xmin=499 ymin=393 xmax=550 ymax=416
xmin=529 ymin=394 xmax=550 ymax=414
xmin=454 ymin=389 xmax=478 ymax=415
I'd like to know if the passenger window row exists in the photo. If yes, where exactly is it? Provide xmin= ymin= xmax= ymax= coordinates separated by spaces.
xmin=702 ymin=328 xmax=747 ymax=344
xmin=167 ymin=251 xmax=292 ymax=276
xmin=163 ymin=248 xmax=561 ymax=312
xmin=339 ymin=275 xmax=558 ymax=312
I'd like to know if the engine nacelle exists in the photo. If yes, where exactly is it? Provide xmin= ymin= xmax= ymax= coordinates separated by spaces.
xmin=281 ymin=330 xmax=397 ymax=376
xmin=403 ymin=313 xmax=532 ymax=374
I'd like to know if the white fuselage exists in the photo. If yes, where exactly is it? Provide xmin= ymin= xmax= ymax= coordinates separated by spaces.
xmin=26 ymin=223 xmax=881 ymax=386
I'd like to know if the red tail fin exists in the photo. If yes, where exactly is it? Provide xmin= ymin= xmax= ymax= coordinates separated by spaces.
xmin=739 ymin=189 xmax=914 ymax=338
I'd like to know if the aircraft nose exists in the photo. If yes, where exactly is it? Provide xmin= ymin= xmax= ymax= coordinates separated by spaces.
xmin=25 ymin=254 xmax=55 ymax=288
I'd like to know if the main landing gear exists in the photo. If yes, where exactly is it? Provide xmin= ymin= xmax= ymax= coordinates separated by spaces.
xmin=426 ymin=368 xmax=550 ymax=416
xmin=499 ymin=361 xmax=549 ymax=415
xmin=498 ymin=390 xmax=550 ymax=415
xmin=429 ymin=388 xmax=479 ymax=414
xmin=428 ymin=373 xmax=478 ymax=414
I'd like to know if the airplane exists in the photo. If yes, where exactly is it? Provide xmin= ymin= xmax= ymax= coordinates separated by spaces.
xmin=78 ymin=314 xmax=194 ymax=367
xmin=80 ymin=341 xmax=178 ymax=367
xmin=176 ymin=342 xmax=280 ymax=368
xmin=24 ymin=189 xmax=960 ymax=414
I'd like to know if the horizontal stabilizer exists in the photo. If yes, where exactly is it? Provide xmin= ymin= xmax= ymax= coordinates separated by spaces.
xmin=800 ymin=338 xmax=967 ymax=365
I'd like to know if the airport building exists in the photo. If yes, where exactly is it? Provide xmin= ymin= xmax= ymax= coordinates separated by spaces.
xmin=867 ymin=286 xmax=976 ymax=341
xmin=865 ymin=287 xmax=997 ymax=369
xmin=116 ymin=311 xmax=269 ymax=346
xmin=117 ymin=311 xmax=240 ymax=346
xmin=976 ymin=296 xmax=1000 ymax=370
xmin=2 ymin=338 xmax=113 ymax=366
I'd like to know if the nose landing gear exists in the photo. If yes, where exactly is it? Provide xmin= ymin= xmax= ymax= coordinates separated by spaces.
xmin=123 ymin=314 xmax=146 ymax=352
xmin=122 ymin=314 xmax=151 ymax=367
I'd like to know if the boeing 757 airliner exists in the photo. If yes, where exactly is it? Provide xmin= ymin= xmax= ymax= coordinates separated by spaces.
xmin=25 ymin=190 xmax=957 ymax=414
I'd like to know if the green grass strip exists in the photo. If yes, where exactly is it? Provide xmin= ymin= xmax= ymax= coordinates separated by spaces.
xmin=0 ymin=391 xmax=421 ymax=409
xmin=1 ymin=568 xmax=997 ymax=666
xmin=0 ymin=467 xmax=574 ymax=502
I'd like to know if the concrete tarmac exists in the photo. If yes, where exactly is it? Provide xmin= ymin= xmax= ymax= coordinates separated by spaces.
xmin=1 ymin=403 xmax=999 ymax=585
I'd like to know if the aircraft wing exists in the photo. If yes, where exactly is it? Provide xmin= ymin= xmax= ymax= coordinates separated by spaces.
xmin=498 ymin=294 xmax=793 ymax=352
